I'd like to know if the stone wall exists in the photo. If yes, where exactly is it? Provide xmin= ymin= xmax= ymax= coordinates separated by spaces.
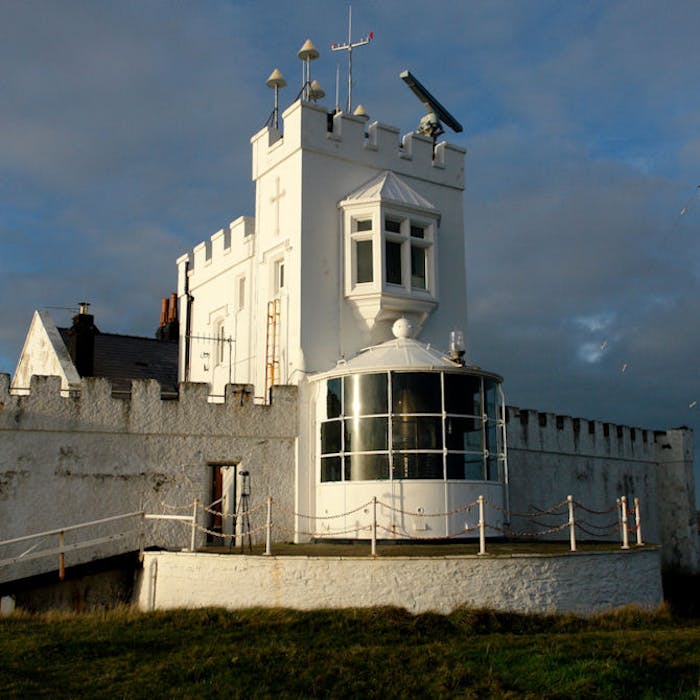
xmin=135 ymin=548 xmax=663 ymax=615
xmin=0 ymin=374 xmax=298 ymax=584
xmin=506 ymin=407 xmax=698 ymax=570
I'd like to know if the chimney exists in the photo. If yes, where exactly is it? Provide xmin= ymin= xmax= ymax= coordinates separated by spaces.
xmin=67 ymin=302 xmax=98 ymax=377
xmin=159 ymin=297 xmax=168 ymax=327
xmin=168 ymin=293 xmax=177 ymax=323
xmin=156 ymin=293 xmax=179 ymax=342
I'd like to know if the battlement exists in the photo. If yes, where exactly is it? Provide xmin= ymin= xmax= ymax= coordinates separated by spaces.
xmin=506 ymin=405 xmax=687 ymax=462
xmin=251 ymin=100 xmax=465 ymax=189
xmin=0 ymin=374 xmax=297 ymax=438
xmin=176 ymin=215 xmax=255 ymax=277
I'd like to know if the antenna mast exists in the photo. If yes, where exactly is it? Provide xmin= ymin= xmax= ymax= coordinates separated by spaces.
xmin=331 ymin=6 xmax=373 ymax=113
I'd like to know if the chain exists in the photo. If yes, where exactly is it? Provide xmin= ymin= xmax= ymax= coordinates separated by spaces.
xmin=377 ymin=500 xmax=479 ymax=518
xmin=573 ymin=501 xmax=618 ymax=515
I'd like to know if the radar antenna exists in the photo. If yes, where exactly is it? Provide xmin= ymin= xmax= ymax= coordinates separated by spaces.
xmin=400 ymin=69 xmax=463 ymax=147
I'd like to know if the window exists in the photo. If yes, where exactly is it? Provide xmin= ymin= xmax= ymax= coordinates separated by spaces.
xmin=356 ymin=240 xmax=373 ymax=283
xmin=237 ymin=277 xmax=246 ymax=310
xmin=382 ymin=215 xmax=433 ymax=291
xmin=340 ymin=172 xmax=439 ymax=325
xmin=351 ymin=218 xmax=374 ymax=285
xmin=385 ymin=240 xmax=402 ymax=285
xmin=274 ymin=259 xmax=285 ymax=294
xmin=319 ymin=371 xmax=504 ymax=483
xmin=215 ymin=321 xmax=226 ymax=365
xmin=411 ymin=245 xmax=426 ymax=289
xmin=385 ymin=218 xmax=402 ymax=233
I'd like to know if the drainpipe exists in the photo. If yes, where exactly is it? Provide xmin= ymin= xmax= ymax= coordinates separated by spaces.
xmin=183 ymin=262 xmax=194 ymax=381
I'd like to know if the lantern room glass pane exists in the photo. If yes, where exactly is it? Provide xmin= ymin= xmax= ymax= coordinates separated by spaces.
xmin=326 ymin=378 xmax=342 ymax=419
xmin=392 ymin=372 xmax=441 ymax=414
xmin=343 ymin=373 xmax=388 ymax=416
xmin=446 ymin=454 xmax=485 ymax=480
xmin=487 ymin=455 xmax=499 ymax=481
xmin=485 ymin=379 xmax=497 ymax=417
xmin=321 ymin=456 xmax=342 ymax=482
xmin=345 ymin=453 xmax=389 ymax=481
xmin=392 ymin=453 xmax=443 ymax=479
xmin=444 ymin=374 xmax=481 ymax=416
xmin=392 ymin=416 xmax=442 ymax=450
xmin=344 ymin=417 xmax=388 ymax=453
xmin=321 ymin=420 xmax=342 ymax=455
xmin=445 ymin=416 xmax=482 ymax=451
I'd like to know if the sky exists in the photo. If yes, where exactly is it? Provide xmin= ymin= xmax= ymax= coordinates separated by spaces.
xmin=1 ymin=0 xmax=699 ymax=502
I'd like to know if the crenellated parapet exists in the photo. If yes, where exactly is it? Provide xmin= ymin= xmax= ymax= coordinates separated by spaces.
xmin=506 ymin=406 xmax=663 ymax=462
xmin=0 ymin=374 xmax=297 ymax=439
xmin=251 ymin=100 xmax=465 ymax=190
xmin=176 ymin=215 xmax=255 ymax=276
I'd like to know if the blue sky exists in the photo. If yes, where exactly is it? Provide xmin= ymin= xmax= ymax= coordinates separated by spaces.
xmin=1 ymin=0 xmax=699 ymax=502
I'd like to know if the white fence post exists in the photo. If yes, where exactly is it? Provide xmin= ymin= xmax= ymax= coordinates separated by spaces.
xmin=264 ymin=496 xmax=273 ymax=556
xmin=634 ymin=496 xmax=643 ymax=546
xmin=139 ymin=512 xmax=145 ymax=562
xmin=478 ymin=495 xmax=486 ymax=555
xmin=58 ymin=530 xmax=65 ymax=580
xmin=620 ymin=496 xmax=630 ymax=550
xmin=371 ymin=497 xmax=377 ymax=557
xmin=190 ymin=498 xmax=199 ymax=552
xmin=567 ymin=495 xmax=577 ymax=552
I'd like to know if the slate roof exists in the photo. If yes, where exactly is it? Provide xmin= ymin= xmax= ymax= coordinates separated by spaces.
xmin=58 ymin=329 xmax=179 ymax=395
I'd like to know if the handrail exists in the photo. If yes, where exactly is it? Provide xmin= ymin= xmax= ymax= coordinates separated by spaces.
xmin=0 ymin=511 xmax=144 ymax=547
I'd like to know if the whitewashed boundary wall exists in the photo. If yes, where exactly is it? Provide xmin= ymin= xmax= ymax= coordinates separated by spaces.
xmin=0 ymin=374 xmax=297 ymax=584
xmin=506 ymin=407 xmax=698 ymax=571
xmin=135 ymin=548 xmax=663 ymax=615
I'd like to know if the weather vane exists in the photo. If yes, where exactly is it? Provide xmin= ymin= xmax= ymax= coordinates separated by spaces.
xmin=331 ymin=6 xmax=373 ymax=113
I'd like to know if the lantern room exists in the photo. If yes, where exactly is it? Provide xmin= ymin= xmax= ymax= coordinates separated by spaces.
xmin=308 ymin=319 xmax=509 ymax=540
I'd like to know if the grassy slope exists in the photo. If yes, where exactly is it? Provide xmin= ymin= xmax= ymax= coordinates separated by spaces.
xmin=1 ymin=606 xmax=699 ymax=699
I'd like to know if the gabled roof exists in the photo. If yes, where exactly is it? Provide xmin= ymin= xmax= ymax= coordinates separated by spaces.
xmin=341 ymin=171 xmax=437 ymax=211
xmin=58 ymin=329 xmax=179 ymax=394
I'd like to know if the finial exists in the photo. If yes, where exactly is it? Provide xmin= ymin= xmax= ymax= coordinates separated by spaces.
xmin=392 ymin=317 xmax=413 ymax=339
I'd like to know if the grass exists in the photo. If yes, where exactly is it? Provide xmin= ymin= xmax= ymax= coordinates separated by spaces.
xmin=1 ymin=604 xmax=699 ymax=698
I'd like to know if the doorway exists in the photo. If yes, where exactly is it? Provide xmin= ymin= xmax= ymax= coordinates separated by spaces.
xmin=207 ymin=463 xmax=237 ymax=545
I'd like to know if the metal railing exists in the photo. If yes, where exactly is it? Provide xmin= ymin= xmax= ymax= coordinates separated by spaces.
xmin=0 ymin=494 xmax=646 ymax=582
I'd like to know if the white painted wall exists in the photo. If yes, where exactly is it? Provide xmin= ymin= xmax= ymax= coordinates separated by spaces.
xmin=135 ymin=548 xmax=663 ymax=615
xmin=179 ymin=100 xmax=468 ymax=400
xmin=506 ymin=406 xmax=698 ymax=570
xmin=0 ymin=374 xmax=297 ymax=584
xmin=11 ymin=311 xmax=80 ymax=394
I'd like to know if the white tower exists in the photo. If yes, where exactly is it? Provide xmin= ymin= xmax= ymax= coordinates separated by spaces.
xmin=176 ymin=39 xmax=509 ymax=542
xmin=177 ymin=49 xmax=468 ymax=400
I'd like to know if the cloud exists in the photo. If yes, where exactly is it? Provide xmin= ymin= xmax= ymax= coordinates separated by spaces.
xmin=0 ymin=1 xmax=698 ymax=499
